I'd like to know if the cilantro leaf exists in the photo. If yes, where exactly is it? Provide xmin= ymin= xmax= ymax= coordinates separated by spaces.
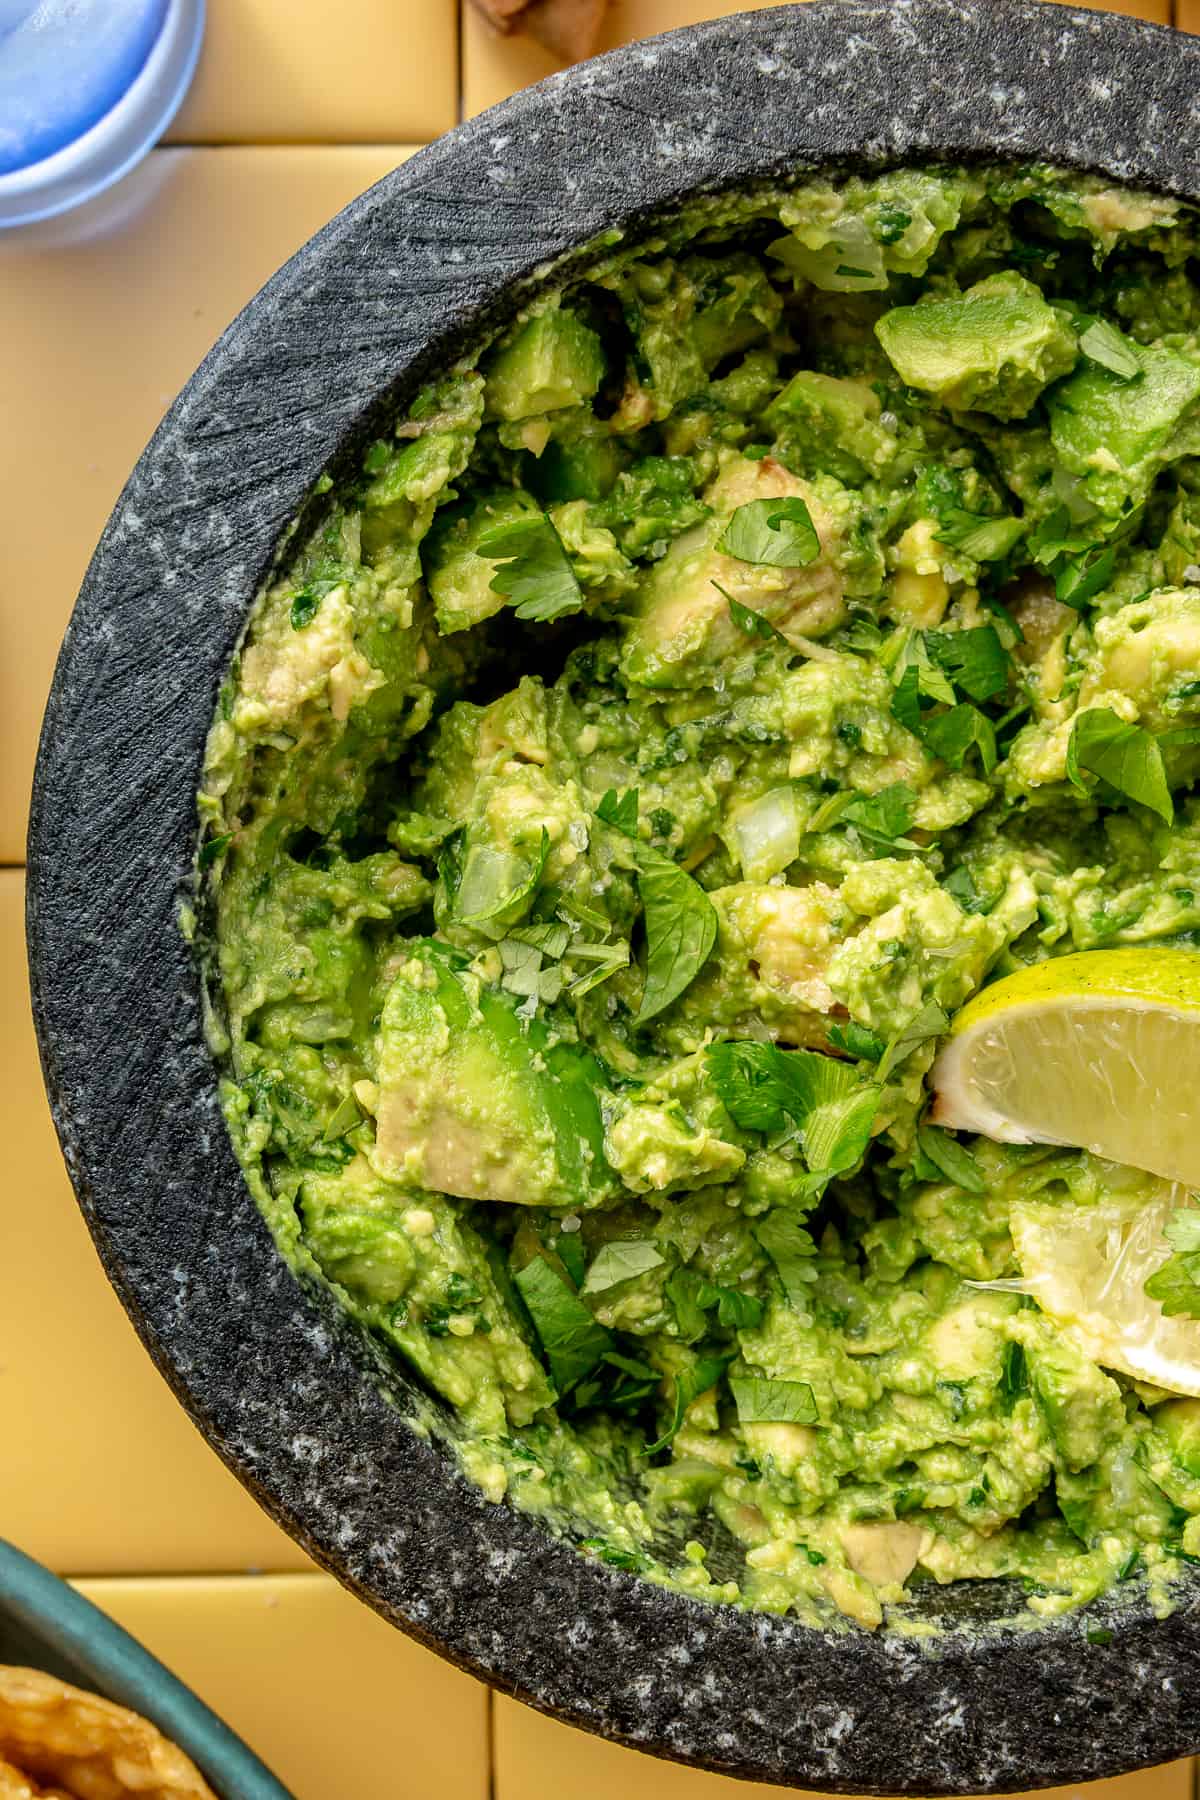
xmin=1146 ymin=1253 xmax=1200 ymax=1317
xmin=553 ymin=1230 xmax=587 ymax=1290
xmin=646 ymin=1352 xmax=733 ymax=1454
xmin=477 ymin=513 xmax=584 ymax=622
xmin=706 ymin=1041 xmax=879 ymax=1184
xmin=514 ymin=1256 xmax=612 ymax=1395
xmin=595 ymin=791 xmax=715 ymax=1019
xmin=1029 ymin=504 xmax=1101 ymax=568
xmin=1066 ymin=707 xmax=1173 ymax=824
xmin=706 ymin=1041 xmax=796 ymax=1134
xmin=632 ymin=845 xmax=718 ymax=1023
xmin=921 ymin=703 xmax=998 ymax=775
xmin=729 ymin=1376 xmax=818 ymax=1425
xmin=999 ymin=1340 xmax=1028 ymax=1410
xmin=827 ymin=1021 xmax=885 ymax=1062
xmin=755 ymin=1210 xmax=819 ymax=1313
xmin=717 ymin=581 xmax=790 ymax=645
xmin=890 ymin=663 xmax=924 ymax=733
xmin=925 ymin=626 xmax=1010 ymax=704
xmin=1166 ymin=1212 xmax=1200 ymax=1254
xmin=876 ymin=1000 xmax=950 ymax=1084
xmin=579 ymin=1538 xmax=648 ymax=1572
xmin=934 ymin=512 xmax=1025 ymax=563
xmin=566 ymin=941 xmax=629 ymax=998
xmin=581 ymin=1240 xmax=665 ymax=1296
xmin=1077 ymin=317 xmax=1141 ymax=382
xmin=893 ymin=634 xmax=957 ymax=709
xmin=596 ymin=787 xmax=639 ymax=836
xmin=198 ymin=832 xmax=232 ymax=871
xmin=1056 ymin=546 xmax=1116 ymax=609
xmin=943 ymin=864 xmax=995 ymax=916
xmin=841 ymin=782 xmax=919 ymax=846
xmin=717 ymin=497 xmax=820 ymax=568
xmin=289 ymin=576 xmax=342 ymax=631
xmin=698 ymin=1280 xmax=764 ymax=1330
xmin=666 ymin=1269 xmax=710 ymax=1344
xmin=1145 ymin=1209 xmax=1200 ymax=1318
xmin=916 ymin=1122 xmax=986 ymax=1193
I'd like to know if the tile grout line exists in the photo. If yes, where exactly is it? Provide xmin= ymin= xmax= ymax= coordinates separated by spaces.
xmin=485 ymin=1683 xmax=497 ymax=1800
xmin=457 ymin=0 xmax=466 ymax=126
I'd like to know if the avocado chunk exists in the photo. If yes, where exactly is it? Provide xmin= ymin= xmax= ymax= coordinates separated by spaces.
xmin=484 ymin=309 xmax=605 ymax=422
xmin=1157 ymin=1397 xmax=1200 ymax=1476
xmin=374 ymin=941 xmax=616 ymax=1210
xmin=422 ymin=489 xmax=540 ymax=635
xmin=619 ymin=455 xmax=844 ymax=689
xmin=528 ymin=430 xmax=626 ymax=504
xmin=1049 ymin=343 xmax=1200 ymax=515
xmin=300 ymin=1162 xmax=553 ymax=1429
xmin=875 ymin=271 xmax=1077 ymax=418
xmin=1022 ymin=1319 xmax=1125 ymax=1471
xmin=764 ymin=370 xmax=897 ymax=484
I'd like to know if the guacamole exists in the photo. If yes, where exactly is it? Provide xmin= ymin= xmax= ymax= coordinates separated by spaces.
xmin=201 ymin=164 xmax=1200 ymax=1633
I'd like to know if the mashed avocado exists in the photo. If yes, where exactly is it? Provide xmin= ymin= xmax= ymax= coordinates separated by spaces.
xmin=200 ymin=164 xmax=1200 ymax=1632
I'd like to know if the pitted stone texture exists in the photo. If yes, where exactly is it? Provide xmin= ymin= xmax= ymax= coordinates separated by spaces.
xmin=25 ymin=2 xmax=1200 ymax=1790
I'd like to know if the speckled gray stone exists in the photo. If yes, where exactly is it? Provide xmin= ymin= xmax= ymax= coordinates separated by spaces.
xmin=25 ymin=1 xmax=1200 ymax=1789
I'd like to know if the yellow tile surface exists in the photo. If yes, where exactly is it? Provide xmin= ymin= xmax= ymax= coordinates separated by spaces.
xmin=494 ymin=1697 xmax=1194 ymax=1800
xmin=1046 ymin=0 xmax=1171 ymax=18
xmin=0 ymin=144 xmax=412 ymax=865
xmin=463 ymin=0 xmax=1174 ymax=116
xmin=0 ymin=871 xmax=309 ymax=1573
xmin=462 ymin=0 xmax=792 ymax=116
xmin=166 ymin=0 xmax=458 ymax=143
xmin=73 ymin=1574 xmax=488 ymax=1800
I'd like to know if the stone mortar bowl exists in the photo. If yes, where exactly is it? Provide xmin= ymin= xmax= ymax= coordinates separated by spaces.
xmin=26 ymin=0 xmax=1200 ymax=1788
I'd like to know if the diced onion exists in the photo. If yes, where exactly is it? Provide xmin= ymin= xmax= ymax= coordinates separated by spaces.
xmin=732 ymin=787 xmax=801 ymax=882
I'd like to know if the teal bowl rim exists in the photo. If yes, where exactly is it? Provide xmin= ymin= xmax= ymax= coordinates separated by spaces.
xmin=0 ymin=1538 xmax=295 ymax=1800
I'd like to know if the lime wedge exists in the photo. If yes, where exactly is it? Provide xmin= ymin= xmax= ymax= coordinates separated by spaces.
xmin=1010 ymin=1185 xmax=1200 ymax=1395
xmin=931 ymin=948 xmax=1200 ymax=1189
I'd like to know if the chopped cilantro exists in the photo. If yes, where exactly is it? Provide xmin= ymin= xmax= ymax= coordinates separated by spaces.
xmin=514 ymin=1256 xmax=612 ymax=1395
xmin=921 ymin=703 xmax=998 ymax=775
xmin=1056 ymin=546 xmax=1116 ymax=608
xmin=645 ymin=1352 xmax=733 ymax=1454
xmin=828 ymin=1020 xmax=886 ymax=1062
xmin=1067 ymin=708 xmax=1174 ymax=824
xmin=1077 ymin=316 xmax=1141 ymax=381
xmin=755 ymin=1210 xmax=819 ymax=1313
xmin=716 ymin=497 xmax=820 ymax=568
xmin=582 ymin=1240 xmax=666 ymax=1295
xmin=290 ymin=576 xmax=341 ymax=630
xmin=198 ymin=832 xmax=232 ymax=870
xmin=999 ymin=1341 xmax=1028 ymax=1410
xmin=924 ymin=625 xmax=1010 ymax=704
xmin=729 ymin=1376 xmax=818 ymax=1425
xmin=916 ymin=1122 xmax=986 ymax=1193
xmin=478 ymin=512 xmax=584 ymax=622
xmin=718 ymin=582 xmax=791 ymax=645
xmin=876 ymin=1000 xmax=949 ymax=1085
xmin=1145 ymin=1209 xmax=1200 ymax=1317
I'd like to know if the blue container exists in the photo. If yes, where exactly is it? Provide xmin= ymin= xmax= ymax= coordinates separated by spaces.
xmin=0 ymin=1538 xmax=295 ymax=1800
xmin=0 ymin=0 xmax=204 ymax=226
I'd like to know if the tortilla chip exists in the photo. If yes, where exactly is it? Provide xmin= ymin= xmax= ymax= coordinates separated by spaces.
xmin=0 ymin=1754 xmax=73 ymax=1799
xmin=466 ymin=0 xmax=532 ymax=32
xmin=521 ymin=0 xmax=609 ymax=60
xmin=0 ymin=1670 xmax=216 ymax=1800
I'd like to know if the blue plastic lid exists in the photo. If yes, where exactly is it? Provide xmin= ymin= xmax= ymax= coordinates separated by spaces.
xmin=0 ymin=0 xmax=170 ymax=175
